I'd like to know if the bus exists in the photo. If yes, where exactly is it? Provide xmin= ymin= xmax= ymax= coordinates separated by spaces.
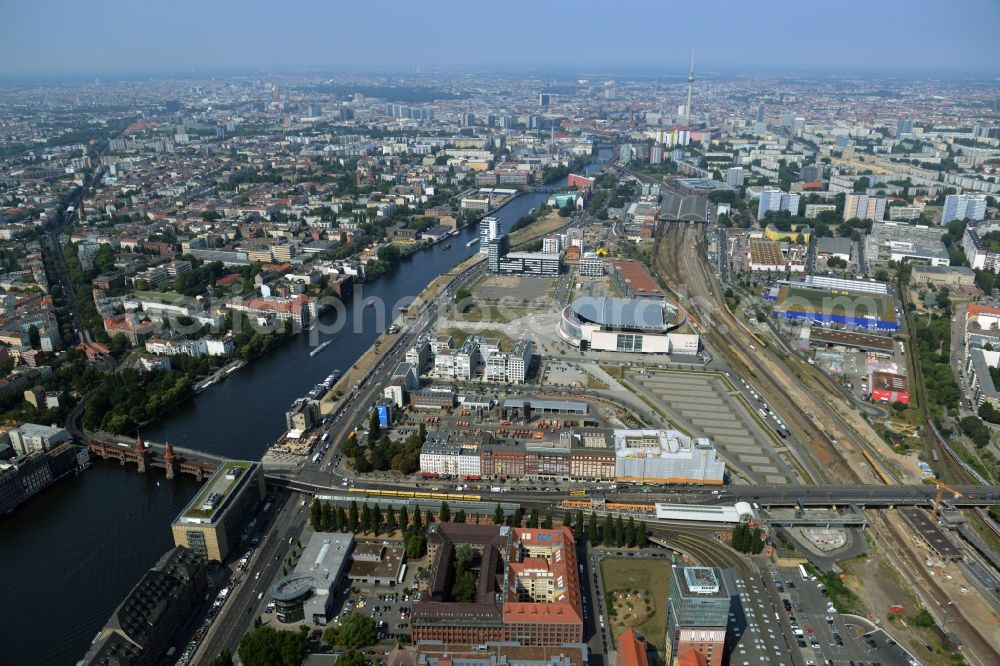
xmin=798 ymin=564 xmax=809 ymax=581
xmin=312 ymin=453 xmax=321 ymax=464
xmin=569 ymin=489 xmax=588 ymax=497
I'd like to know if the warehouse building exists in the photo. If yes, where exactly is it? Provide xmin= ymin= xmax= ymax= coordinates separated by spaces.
xmin=609 ymin=258 xmax=664 ymax=299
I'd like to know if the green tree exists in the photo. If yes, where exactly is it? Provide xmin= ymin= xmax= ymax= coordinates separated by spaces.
xmin=368 ymin=410 xmax=381 ymax=445
xmin=337 ymin=652 xmax=369 ymax=666
xmin=320 ymin=501 xmax=333 ymax=532
xmin=386 ymin=506 xmax=397 ymax=533
xmin=404 ymin=531 xmax=427 ymax=558
xmin=528 ymin=508 xmax=539 ymax=528
xmin=636 ymin=521 xmax=648 ymax=548
xmin=440 ymin=501 xmax=451 ymax=522
xmin=208 ymin=649 xmax=234 ymax=666
xmin=237 ymin=625 xmax=309 ymax=666
xmin=336 ymin=506 xmax=347 ymax=532
xmin=454 ymin=508 xmax=466 ymax=524
xmin=911 ymin=608 xmax=936 ymax=628
xmin=27 ymin=324 xmax=41 ymax=349
xmin=542 ymin=510 xmax=553 ymax=529
xmin=425 ymin=508 xmax=434 ymax=525
xmin=603 ymin=514 xmax=614 ymax=546
xmin=399 ymin=505 xmax=409 ymax=530
xmin=413 ymin=506 xmax=423 ymax=530
xmin=349 ymin=501 xmax=360 ymax=532
xmin=574 ymin=510 xmax=585 ymax=542
xmin=310 ymin=499 xmax=322 ymax=530
xmin=451 ymin=544 xmax=478 ymax=602
xmin=361 ymin=504 xmax=371 ymax=534
xmin=494 ymin=503 xmax=505 ymax=525
xmin=588 ymin=512 xmax=599 ymax=546
xmin=323 ymin=612 xmax=377 ymax=648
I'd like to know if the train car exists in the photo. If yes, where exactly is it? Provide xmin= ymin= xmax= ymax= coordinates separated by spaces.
xmin=605 ymin=501 xmax=656 ymax=513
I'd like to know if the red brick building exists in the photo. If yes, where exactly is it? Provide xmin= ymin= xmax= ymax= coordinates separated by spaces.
xmin=412 ymin=524 xmax=583 ymax=646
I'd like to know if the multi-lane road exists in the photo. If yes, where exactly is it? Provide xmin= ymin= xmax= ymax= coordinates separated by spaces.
xmin=193 ymin=488 xmax=310 ymax=663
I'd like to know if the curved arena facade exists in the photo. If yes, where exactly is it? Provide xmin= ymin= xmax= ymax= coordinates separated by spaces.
xmin=558 ymin=296 xmax=699 ymax=354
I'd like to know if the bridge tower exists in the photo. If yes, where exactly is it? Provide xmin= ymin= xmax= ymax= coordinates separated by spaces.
xmin=163 ymin=440 xmax=177 ymax=480
xmin=133 ymin=432 xmax=150 ymax=473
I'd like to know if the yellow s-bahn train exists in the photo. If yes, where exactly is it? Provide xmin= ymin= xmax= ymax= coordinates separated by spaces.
xmin=347 ymin=487 xmax=481 ymax=502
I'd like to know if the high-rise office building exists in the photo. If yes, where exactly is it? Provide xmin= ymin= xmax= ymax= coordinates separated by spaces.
xmin=539 ymin=93 xmax=550 ymax=107
xmin=897 ymin=118 xmax=914 ymax=136
xmin=843 ymin=194 xmax=887 ymax=222
xmin=487 ymin=234 xmax=510 ymax=272
xmin=757 ymin=189 xmax=800 ymax=221
xmin=480 ymin=216 xmax=500 ymax=254
xmin=942 ymin=194 xmax=988 ymax=226
xmin=756 ymin=103 xmax=765 ymax=123
xmin=666 ymin=566 xmax=730 ymax=666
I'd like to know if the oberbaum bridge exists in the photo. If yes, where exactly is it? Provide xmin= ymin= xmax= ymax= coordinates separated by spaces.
xmin=84 ymin=432 xmax=224 ymax=481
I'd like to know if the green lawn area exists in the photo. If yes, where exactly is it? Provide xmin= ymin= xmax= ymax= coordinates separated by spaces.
xmin=600 ymin=364 xmax=624 ymax=380
xmin=462 ymin=304 xmax=538 ymax=324
xmin=599 ymin=557 xmax=671 ymax=651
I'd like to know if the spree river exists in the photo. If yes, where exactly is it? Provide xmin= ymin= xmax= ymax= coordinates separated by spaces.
xmin=0 ymin=181 xmax=577 ymax=665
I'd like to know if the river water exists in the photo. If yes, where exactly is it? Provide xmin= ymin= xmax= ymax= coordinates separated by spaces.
xmin=0 ymin=182 xmax=571 ymax=665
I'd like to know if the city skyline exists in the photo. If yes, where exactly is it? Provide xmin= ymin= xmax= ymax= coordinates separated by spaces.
xmin=2 ymin=0 xmax=1000 ymax=79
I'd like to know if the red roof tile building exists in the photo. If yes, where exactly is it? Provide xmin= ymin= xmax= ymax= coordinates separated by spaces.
xmin=411 ymin=524 xmax=583 ymax=646
xmin=616 ymin=629 xmax=649 ymax=666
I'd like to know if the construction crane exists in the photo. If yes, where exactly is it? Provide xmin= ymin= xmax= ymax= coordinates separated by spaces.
xmin=930 ymin=482 xmax=963 ymax=521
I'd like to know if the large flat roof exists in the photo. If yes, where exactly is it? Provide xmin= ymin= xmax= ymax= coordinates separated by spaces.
xmin=674 ymin=565 xmax=728 ymax=599
xmin=808 ymin=329 xmax=896 ymax=353
xmin=609 ymin=258 xmax=664 ymax=298
xmin=501 ymin=396 xmax=588 ymax=414
xmin=175 ymin=460 xmax=256 ymax=525
xmin=272 ymin=532 xmax=354 ymax=601
xmin=570 ymin=296 xmax=666 ymax=331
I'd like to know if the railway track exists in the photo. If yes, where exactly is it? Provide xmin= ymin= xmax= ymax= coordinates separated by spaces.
xmin=653 ymin=222 xmax=869 ymax=485
xmin=869 ymin=510 xmax=999 ymax=665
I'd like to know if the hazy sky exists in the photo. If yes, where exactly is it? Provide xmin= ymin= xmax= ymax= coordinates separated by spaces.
xmin=2 ymin=0 xmax=999 ymax=79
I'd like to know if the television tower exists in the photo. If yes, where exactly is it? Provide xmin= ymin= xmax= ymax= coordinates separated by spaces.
xmin=686 ymin=48 xmax=695 ymax=127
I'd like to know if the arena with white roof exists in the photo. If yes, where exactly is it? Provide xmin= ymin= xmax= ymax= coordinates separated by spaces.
xmin=557 ymin=296 xmax=698 ymax=354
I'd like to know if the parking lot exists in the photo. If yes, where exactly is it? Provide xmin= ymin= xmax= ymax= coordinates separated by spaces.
xmin=769 ymin=566 xmax=918 ymax=666
xmin=628 ymin=370 xmax=805 ymax=484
